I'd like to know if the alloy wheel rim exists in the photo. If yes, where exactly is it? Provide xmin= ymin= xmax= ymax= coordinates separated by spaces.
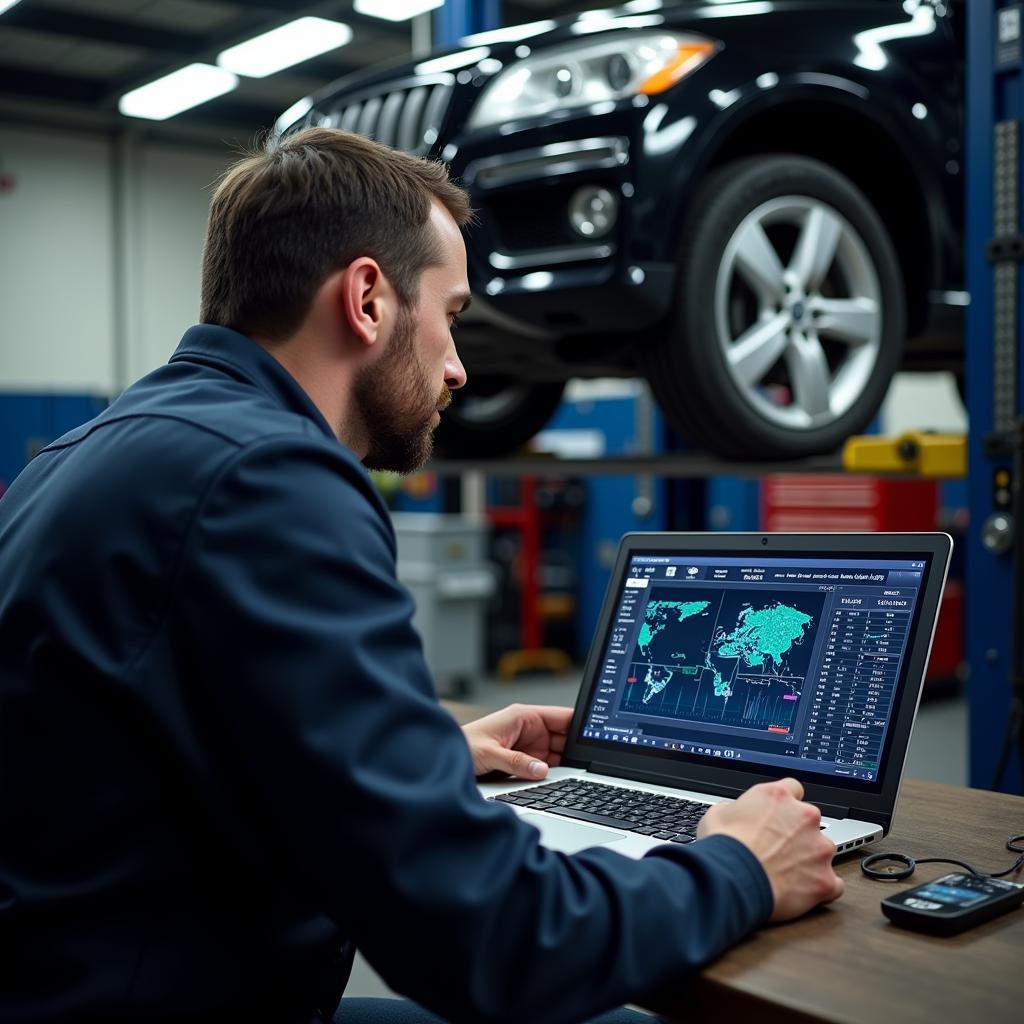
xmin=451 ymin=383 xmax=531 ymax=424
xmin=714 ymin=196 xmax=883 ymax=432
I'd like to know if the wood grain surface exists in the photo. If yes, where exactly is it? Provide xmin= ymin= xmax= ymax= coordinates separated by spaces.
xmin=670 ymin=779 xmax=1024 ymax=1024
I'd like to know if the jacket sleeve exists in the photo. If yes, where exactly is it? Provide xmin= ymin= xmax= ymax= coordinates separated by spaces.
xmin=168 ymin=438 xmax=773 ymax=1024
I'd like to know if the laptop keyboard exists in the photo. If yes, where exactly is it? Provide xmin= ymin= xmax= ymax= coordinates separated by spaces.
xmin=489 ymin=778 xmax=710 ymax=844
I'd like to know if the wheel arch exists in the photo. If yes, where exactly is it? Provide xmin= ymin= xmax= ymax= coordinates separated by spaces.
xmin=675 ymin=91 xmax=941 ymax=338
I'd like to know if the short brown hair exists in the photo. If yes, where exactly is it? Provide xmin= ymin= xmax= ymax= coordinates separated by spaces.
xmin=200 ymin=127 xmax=473 ymax=340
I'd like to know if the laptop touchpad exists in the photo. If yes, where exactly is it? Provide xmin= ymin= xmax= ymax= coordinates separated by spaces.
xmin=520 ymin=813 xmax=628 ymax=853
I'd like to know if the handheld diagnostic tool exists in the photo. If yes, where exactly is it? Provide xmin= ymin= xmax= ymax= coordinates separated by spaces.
xmin=881 ymin=872 xmax=1024 ymax=936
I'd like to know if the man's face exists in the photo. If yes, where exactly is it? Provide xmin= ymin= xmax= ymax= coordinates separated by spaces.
xmin=355 ymin=201 xmax=469 ymax=473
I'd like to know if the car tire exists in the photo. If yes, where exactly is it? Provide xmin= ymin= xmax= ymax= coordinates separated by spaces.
xmin=645 ymin=155 xmax=905 ymax=459
xmin=434 ymin=377 xmax=566 ymax=458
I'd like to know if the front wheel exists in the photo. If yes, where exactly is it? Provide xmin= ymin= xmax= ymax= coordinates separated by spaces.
xmin=645 ymin=155 xmax=905 ymax=459
xmin=434 ymin=377 xmax=566 ymax=458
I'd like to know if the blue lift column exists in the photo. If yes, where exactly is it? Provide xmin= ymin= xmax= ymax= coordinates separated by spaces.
xmin=966 ymin=0 xmax=1023 ymax=794
xmin=434 ymin=0 xmax=501 ymax=44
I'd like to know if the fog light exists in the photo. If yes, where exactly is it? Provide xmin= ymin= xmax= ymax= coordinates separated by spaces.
xmin=568 ymin=186 xmax=618 ymax=238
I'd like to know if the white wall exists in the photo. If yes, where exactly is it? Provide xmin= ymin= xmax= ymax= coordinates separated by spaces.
xmin=0 ymin=125 xmax=115 ymax=392
xmin=0 ymin=122 xmax=232 ymax=395
xmin=128 ymin=143 xmax=231 ymax=383
xmin=879 ymin=371 xmax=968 ymax=436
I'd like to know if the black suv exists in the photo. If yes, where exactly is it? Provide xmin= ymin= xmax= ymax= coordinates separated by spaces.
xmin=282 ymin=0 xmax=964 ymax=459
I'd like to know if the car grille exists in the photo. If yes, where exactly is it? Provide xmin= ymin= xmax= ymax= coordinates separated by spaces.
xmin=321 ymin=79 xmax=453 ymax=156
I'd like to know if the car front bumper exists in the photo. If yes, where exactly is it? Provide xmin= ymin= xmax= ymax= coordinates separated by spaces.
xmin=448 ymin=110 xmax=679 ymax=339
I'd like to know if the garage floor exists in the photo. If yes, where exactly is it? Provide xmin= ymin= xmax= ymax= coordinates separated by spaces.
xmin=344 ymin=678 xmax=968 ymax=1001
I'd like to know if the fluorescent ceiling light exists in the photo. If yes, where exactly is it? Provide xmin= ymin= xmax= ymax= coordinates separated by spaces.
xmin=217 ymin=17 xmax=353 ymax=78
xmin=0 ymin=0 xmax=23 ymax=14
xmin=354 ymin=0 xmax=443 ymax=21
xmin=118 ymin=63 xmax=238 ymax=121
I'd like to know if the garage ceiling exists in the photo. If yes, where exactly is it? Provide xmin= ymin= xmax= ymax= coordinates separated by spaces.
xmin=0 ymin=0 xmax=591 ymax=141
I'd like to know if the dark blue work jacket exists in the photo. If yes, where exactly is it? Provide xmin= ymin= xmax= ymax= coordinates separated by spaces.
xmin=0 ymin=326 xmax=771 ymax=1024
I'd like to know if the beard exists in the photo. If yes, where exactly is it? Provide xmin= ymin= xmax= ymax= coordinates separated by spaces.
xmin=354 ymin=306 xmax=451 ymax=474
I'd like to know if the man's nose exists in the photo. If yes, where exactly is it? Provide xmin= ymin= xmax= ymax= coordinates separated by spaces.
xmin=445 ymin=342 xmax=467 ymax=391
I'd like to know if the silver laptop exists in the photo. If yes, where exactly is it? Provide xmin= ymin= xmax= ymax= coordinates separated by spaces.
xmin=480 ymin=531 xmax=952 ymax=858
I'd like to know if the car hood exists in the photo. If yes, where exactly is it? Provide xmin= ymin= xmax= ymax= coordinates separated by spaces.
xmin=298 ymin=0 xmax=916 ymax=125
xmin=306 ymin=0 xmax=819 ymax=105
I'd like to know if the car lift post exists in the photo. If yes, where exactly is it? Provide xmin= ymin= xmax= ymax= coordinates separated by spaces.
xmin=434 ymin=0 xmax=501 ymax=44
xmin=967 ymin=0 xmax=1024 ymax=794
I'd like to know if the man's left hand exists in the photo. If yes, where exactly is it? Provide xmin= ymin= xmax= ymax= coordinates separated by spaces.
xmin=461 ymin=704 xmax=573 ymax=779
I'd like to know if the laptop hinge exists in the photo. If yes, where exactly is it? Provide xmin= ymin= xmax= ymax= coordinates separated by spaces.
xmin=589 ymin=762 xmax=744 ymax=801
xmin=851 ymin=808 xmax=891 ymax=832
xmin=815 ymin=803 xmax=852 ymax=819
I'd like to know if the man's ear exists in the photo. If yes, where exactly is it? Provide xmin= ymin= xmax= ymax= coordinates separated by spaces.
xmin=337 ymin=257 xmax=391 ymax=349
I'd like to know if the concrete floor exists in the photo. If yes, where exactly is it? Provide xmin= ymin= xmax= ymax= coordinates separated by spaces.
xmin=344 ymin=675 xmax=968 ymax=1001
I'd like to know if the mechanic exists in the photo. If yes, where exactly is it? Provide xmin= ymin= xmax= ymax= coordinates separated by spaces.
xmin=0 ymin=127 xmax=843 ymax=1024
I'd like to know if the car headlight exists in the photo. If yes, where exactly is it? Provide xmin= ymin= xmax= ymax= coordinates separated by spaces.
xmin=467 ymin=32 xmax=718 ymax=130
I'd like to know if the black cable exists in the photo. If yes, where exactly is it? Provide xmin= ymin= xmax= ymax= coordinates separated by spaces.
xmin=861 ymin=833 xmax=1024 ymax=882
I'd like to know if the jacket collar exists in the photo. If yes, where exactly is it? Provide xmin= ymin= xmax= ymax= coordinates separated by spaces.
xmin=170 ymin=324 xmax=336 ymax=442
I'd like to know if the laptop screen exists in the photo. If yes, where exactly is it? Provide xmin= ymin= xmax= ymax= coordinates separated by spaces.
xmin=576 ymin=550 xmax=933 ymax=788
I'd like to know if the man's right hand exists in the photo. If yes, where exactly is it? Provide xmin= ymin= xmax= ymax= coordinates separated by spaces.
xmin=696 ymin=777 xmax=844 ymax=922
